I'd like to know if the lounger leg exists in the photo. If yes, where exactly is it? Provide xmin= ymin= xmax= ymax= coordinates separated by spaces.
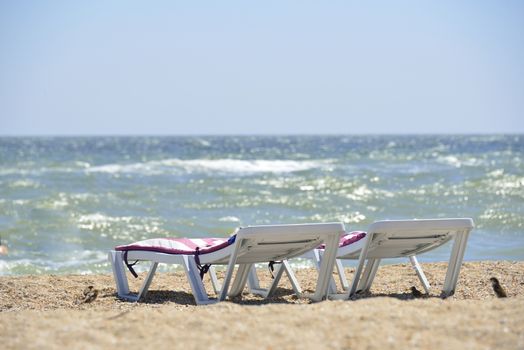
xmin=357 ymin=258 xmax=381 ymax=293
xmin=443 ymin=230 xmax=470 ymax=296
xmin=248 ymin=264 xmax=280 ymax=298
xmin=137 ymin=262 xmax=158 ymax=300
xmin=248 ymin=265 xmax=270 ymax=297
xmin=209 ymin=266 xmax=222 ymax=295
xmin=181 ymin=255 xmax=214 ymax=305
xmin=247 ymin=264 xmax=261 ymax=291
xmin=250 ymin=261 xmax=301 ymax=298
xmin=228 ymin=263 xmax=252 ymax=297
xmin=311 ymin=234 xmax=340 ymax=302
xmin=109 ymin=250 xmax=135 ymax=301
xmin=409 ymin=256 xmax=430 ymax=293
xmin=310 ymin=249 xmax=322 ymax=270
xmin=264 ymin=262 xmax=287 ymax=298
xmin=219 ymin=241 xmax=241 ymax=301
xmin=312 ymin=249 xmax=338 ymax=294
xmin=282 ymin=260 xmax=302 ymax=295
xmin=348 ymin=233 xmax=374 ymax=297
xmin=335 ymin=259 xmax=350 ymax=291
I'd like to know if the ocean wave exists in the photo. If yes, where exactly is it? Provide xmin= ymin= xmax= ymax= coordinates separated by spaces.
xmin=8 ymin=179 xmax=41 ymax=188
xmin=0 ymin=158 xmax=332 ymax=177
xmin=87 ymin=158 xmax=333 ymax=175
xmin=218 ymin=216 xmax=240 ymax=222
xmin=436 ymin=155 xmax=486 ymax=168
xmin=0 ymin=166 xmax=78 ymax=176
xmin=0 ymin=250 xmax=108 ymax=276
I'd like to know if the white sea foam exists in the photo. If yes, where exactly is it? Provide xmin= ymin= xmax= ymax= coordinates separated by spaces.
xmin=0 ymin=168 xmax=37 ymax=176
xmin=9 ymin=179 xmax=40 ymax=188
xmin=487 ymin=169 xmax=505 ymax=178
xmin=74 ymin=161 xmax=91 ymax=168
xmin=0 ymin=165 xmax=80 ymax=176
xmin=86 ymin=158 xmax=333 ymax=175
xmin=86 ymin=163 xmax=161 ymax=175
xmin=70 ymin=193 xmax=97 ymax=200
xmin=437 ymin=155 xmax=462 ymax=167
xmin=164 ymin=159 xmax=330 ymax=173
xmin=436 ymin=155 xmax=485 ymax=168
xmin=489 ymin=176 xmax=524 ymax=196
xmin=1 ymin=158 xmax=331 ymax=177
xmin=0 ymin=250 xmax=108 ymax=276
xmin=219 ymin=216 xmax=240 ymax=222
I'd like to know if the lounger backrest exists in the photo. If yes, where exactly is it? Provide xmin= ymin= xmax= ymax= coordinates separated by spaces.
xmin=209 ymin=222 xmax=345 ymax=264
xmin=343 ymin=218 xmax=474 ymax=259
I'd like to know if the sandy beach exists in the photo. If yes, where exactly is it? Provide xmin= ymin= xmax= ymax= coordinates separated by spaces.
xmin=1 ymin=261 xmax=524 ymax=349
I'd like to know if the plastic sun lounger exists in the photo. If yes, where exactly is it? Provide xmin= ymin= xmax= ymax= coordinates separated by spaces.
xmin=298 ymin=231 xmax=428 ymax=294
xmin=248 ymin=231 xmax=366 ymax=294
xmin=272 ymin=218 xmax=474 ymax=299
xmin=335 ymin=218 xmax=475 ymax=298
xmin=108 ymin=222 xmax=344 ymax=305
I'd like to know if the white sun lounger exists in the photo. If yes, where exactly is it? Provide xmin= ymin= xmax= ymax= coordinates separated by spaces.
xmin=108 ymin=222 xmax=344 ymax=305
xmin=270 ymin=218 xmax=474 ymax=299
xmin=297 ymin=232 xmax=428 ymax=293
xmin=332 ymin=218 xmax=475 ymax=298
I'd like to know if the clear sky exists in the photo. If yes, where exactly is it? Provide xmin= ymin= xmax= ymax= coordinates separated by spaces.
xmin=1 ymin=1 xmax=523 ymax=135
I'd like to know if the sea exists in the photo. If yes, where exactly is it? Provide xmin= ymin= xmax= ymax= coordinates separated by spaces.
xmin=0 ymin=135 xmax=523 ymax=276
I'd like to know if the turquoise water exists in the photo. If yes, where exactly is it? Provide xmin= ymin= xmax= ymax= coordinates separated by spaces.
xmin=0 ymin=135 xmax=523 ymax=275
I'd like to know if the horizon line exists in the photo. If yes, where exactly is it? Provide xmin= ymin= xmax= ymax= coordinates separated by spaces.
xmin=0 ymin=132 xmax=523 ymax=138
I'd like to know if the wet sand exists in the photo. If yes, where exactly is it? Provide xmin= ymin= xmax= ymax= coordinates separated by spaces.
xmin=1 ymin=261 xmax=524 ymax=349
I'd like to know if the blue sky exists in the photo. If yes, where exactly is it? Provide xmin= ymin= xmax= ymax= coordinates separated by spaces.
xmin=1 ymin=1 xmax=523 ymax=135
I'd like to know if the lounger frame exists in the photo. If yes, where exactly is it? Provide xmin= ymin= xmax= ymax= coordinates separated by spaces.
xmin=109 ymin=222 xmax=344 ymax=304
xmin=271 ymin=218 xmax=474 ymax=299
xmin=336 ymin=218 xmax=474 ymax=298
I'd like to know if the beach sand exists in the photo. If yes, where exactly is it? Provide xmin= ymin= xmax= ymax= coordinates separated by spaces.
xmin=1 ymin=261 xmax=524 ymax=349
